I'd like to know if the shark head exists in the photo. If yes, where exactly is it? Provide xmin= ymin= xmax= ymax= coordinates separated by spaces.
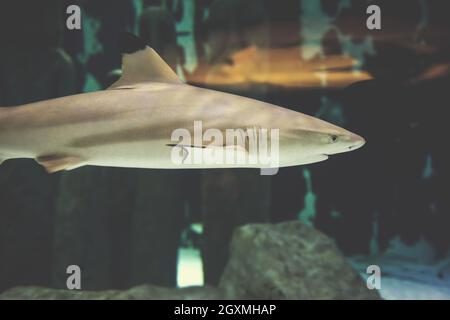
xmin=270 ymin=110 xmax=366 ymax=166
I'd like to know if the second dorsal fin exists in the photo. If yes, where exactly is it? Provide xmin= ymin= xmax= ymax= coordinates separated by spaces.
xmin=109 ymin=32 xmax=182 ymax=89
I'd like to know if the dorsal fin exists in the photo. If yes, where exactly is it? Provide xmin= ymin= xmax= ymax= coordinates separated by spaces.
xmin=108 ymin=32 xmax=182 ymax=89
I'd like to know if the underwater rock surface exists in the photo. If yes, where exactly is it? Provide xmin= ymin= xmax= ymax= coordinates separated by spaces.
xmin=0 ymin=222 xmax=379 ymax=300
xmin=0 ymin=285 xmax=224 ymax=300
xmin=219 ymin=221 xmax=380 ymax=300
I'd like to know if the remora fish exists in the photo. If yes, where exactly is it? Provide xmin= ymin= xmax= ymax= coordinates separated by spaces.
xmin=0 ymin=33 xmax=365 ymax=173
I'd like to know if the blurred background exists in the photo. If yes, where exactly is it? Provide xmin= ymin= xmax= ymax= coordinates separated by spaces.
xmin=0 ymin=0 xmax=450 ymax=299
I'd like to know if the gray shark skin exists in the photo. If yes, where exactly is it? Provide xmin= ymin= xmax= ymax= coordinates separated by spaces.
xmin=0 ymin=34 xmax=365 ymax=173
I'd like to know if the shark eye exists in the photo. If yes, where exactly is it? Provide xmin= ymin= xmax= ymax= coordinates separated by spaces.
xmin=330 ymin=135 xmax=338 ymax=143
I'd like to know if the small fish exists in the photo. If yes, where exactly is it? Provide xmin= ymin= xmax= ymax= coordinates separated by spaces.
xmin=0 ymin=33 xmax=364 ymax=173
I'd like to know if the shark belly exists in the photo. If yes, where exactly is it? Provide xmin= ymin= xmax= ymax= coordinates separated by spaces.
xmin=82 ymin=139 xmax=177 ymax=169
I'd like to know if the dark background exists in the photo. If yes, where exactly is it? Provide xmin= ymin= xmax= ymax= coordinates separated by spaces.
xmin=0 ymin=0 xmax=449 ymax=292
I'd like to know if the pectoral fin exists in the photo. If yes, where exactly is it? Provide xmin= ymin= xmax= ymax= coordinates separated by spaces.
xmin=36 ymin=154 xmax=85 ymax=173
xmin=166 ymin=143 xmax=249 ymax=165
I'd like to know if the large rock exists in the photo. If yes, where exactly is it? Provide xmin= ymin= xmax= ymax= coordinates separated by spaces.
xmin=0 ymin=285 xmax=224 ymax=300
xmin=219 ymin=221 xmax=380 ymax=299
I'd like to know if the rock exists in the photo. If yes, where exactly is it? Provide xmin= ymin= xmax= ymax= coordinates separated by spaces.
xmin=219 ymin=221 xmax=381 ymax=299
xmin=0 ymin=285 xmax=224 ymax=300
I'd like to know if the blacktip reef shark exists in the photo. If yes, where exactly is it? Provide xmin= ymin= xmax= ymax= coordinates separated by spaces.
xmin=0 ymin=33 xmax=365 ymax=174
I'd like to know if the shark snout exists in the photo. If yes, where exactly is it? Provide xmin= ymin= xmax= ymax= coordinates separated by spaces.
xmin=346 ymin=132 xmax=366 ymax=151
xmin=332 ymin=132 xmax=365 ymax=155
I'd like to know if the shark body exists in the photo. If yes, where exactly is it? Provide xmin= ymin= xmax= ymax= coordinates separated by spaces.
xmin=0 ymin=34 xmax=365 ymax=173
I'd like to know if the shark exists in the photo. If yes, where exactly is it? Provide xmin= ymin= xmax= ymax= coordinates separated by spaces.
xmin=0 ymin=33 xmax=365 ymax=174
